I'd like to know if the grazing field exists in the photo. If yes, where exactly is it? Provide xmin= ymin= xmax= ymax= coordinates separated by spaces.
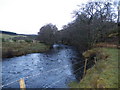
xmin=1 ymin=33 xmax=50 ymax=58
xmin=2 ymin=42 xmax=50 ymax=58
xmin=0 ymin=33 xmax=26 ymax=39
xmin=69 ymin=48 xmax=119 ymax=88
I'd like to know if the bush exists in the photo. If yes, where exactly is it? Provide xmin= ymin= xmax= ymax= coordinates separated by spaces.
xmin=2 ymin=38 xmax=5 ymax=42
xmin=25 ymin=39 xmax=32 ymax=43
xmin=82 ymin=48 xmax=109 ymax=61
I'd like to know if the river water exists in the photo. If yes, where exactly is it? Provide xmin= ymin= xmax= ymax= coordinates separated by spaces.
xmin=2 ymin=44 xmax=84 ymax=88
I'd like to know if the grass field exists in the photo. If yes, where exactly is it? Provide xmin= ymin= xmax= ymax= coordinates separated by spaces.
xmin=69 ymin=48 xmax=119 ymax=88
xmin=2 ymin=42 xmax=50 ymax=58
xmin=0 ymin=33 xmax=26 ymax=39
xmin=1 ymin=33 xmax=50 ymax=58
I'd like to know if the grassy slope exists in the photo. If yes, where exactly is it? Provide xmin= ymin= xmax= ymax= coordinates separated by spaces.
xmin=69 ymin=48 xmax=119 ymax=88
xmin=2 ymin=42 xmax=50 ymax=58
xmin=0 ymin=33 xmax=26 ymax=39
xmin=1 ymin=33 xmax=50 ymax=58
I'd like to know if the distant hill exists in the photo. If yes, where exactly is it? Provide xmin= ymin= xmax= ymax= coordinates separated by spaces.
xmin=0 ymin=30 xmax=17 ymax=35
xmin=0 ymin=30 xmax=37 ymax=41
xmin=0 ymin=30 xmax=37 ymax=36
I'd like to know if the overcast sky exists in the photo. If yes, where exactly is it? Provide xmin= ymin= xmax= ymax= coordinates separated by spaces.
xmin=0 ymin=0 xmax=118 ymax=34
xmin=0 ymin=0 xmax=88 ymax=34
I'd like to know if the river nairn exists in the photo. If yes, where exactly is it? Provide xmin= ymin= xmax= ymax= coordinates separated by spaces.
xmin=2 ymin=44 xmax=84 ymax=88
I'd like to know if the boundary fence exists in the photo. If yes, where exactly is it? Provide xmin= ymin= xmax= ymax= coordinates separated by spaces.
xmin=1 ymin=58 xmax=95 ymax=89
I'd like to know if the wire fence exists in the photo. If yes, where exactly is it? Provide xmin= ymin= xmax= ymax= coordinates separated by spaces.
xmin=1 ymin=58 xmax=94 ymax=88
xmin=43 ymin=61 xmax=92 ymax=89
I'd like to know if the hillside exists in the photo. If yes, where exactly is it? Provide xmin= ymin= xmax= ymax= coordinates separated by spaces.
xmin=0 ymin=30 xmax=17 ymax=35
xmin=1 ymin=30 xmax=50 ymax=58
xmin=0 ymin=30 xmax=37 ymax=42
xmin=69 ymin=48 xmax=119 ymax=88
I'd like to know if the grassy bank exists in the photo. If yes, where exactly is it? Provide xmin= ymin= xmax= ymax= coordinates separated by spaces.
xmin=2 ymin=42 xmax=50 ymax=58
xmin=69 ymin=48 xmax=119 ymax=88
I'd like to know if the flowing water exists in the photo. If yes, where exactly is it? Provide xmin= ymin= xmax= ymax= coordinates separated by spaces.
xmin=2 ymin=44 xmax=84 ymax=88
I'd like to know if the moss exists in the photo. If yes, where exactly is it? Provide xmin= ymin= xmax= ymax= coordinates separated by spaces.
xmin=69 ymin=48 xmax=119 ymax=88
xmin=82 ymin=49 xmax=97 ymax=58
xmin=68 ymin=81 xmax=79 ymax=88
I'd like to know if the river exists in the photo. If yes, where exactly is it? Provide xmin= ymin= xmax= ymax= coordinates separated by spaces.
xmin=2 ymin=44 xmax=85 ymax=88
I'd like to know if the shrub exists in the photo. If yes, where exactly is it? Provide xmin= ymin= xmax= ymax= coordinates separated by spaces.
xmin=25 ymin=39 xmax=32 ymax=43
xmin=82 ymin=48 xmax=109 ymax=61
xmin=2 ymin=38 xmax=5 ymax=42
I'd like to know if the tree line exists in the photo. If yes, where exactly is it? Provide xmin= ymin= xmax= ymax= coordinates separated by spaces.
xmin=37 ymin=1 xmax=118 ymax=51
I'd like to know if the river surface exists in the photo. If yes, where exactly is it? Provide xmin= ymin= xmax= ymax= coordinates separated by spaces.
xmin=2 ymin=44 xmax=84 ymax=88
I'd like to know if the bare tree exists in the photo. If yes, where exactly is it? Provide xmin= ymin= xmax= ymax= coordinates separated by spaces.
xmin=73 ymin=1 xmax=117 ymax=45
xmin=57 ymin=1 xmax=117 ymax=50
xmin=37 ymin=23 xmax=58 ymax=45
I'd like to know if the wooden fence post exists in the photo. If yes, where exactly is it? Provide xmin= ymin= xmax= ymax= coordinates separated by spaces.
xmin=94 ymin=57 xmax=97 ymax=64
xmin=19 ymin=78 xmax=26 ymax=90
xmin=83 ymin=58 xmax=88 ymax=77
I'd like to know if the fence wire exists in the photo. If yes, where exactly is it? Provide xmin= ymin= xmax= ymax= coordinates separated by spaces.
xmin=43 ymin=61 xmax=92 ymax=89
xmin=2 ymin=60 xmax=86 ymax=88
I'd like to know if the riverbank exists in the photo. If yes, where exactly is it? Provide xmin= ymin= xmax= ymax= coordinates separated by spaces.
xmin=69 ymin=48 xmax=119 ymax=88
xmin=2 ymin=44 xmax=78 ymax=88
xmin=2 ymin=42 xmax=50 ymax=58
